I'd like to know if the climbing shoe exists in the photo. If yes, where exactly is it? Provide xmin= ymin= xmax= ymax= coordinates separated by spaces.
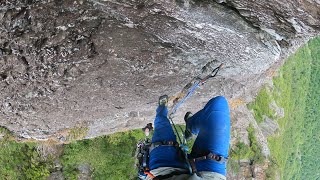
xmin=184 ymin=111 xmax=193 ymax=141
xmin=158 ymin=95 xmax=168 ymax=107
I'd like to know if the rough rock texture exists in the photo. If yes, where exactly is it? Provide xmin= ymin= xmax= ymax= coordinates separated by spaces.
xmin=0 ymin=0 xmax=278 ymax=139
xmin=1 ymin=0 xmax=320 ymax=179
xmin=0 ymin=0 xmax=319 ymax=157
xmin=259 ymin=116 xmax=279 ymax=137
xmin=215 ymin=0 xmax=320 ymax=40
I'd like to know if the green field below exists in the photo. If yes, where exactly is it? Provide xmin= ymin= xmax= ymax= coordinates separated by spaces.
xmin=0 ymin=127 xmax=146 ymax=180
xmin=61 ymin=130 xmax=146 ymax=180
xmin=0 ymin=125 xmax=189 ymax=180
xmin=249 ymin=37 xmax=320 ymax=179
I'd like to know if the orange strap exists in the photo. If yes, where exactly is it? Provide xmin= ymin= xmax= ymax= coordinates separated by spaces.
xmin=144 ymin=171 xmax=156 ymax=179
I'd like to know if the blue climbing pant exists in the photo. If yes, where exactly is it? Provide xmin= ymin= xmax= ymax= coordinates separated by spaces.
xmin=149 ymin=96 xmax=230 ymax=176
xmin=149 ymin=105 xmax=187 ymax=170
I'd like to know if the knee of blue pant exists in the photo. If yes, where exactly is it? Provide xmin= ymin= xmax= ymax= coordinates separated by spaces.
xmin=205 ymin=96 xmax=229 ymax=113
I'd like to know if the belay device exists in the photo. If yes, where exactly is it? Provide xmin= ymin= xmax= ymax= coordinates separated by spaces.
xmin=135 ymin=64 xmax=223 ymax=179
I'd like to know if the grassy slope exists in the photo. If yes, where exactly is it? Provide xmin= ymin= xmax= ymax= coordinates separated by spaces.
xmin=61 ymin=130 xmax=145 ymax=180
xmin=300 ymin=38 xmax=320 ymax=179
xmin=248 ymin=88 xmax=275 ymax=123
xmin=60 ymin=124 xmax=193 ymax=180
xmin=250 ymin=37 xmax=320 ymax=179
xmin=0 ymin=128 xmax=52 ymax=180
xmin=0 ymin=124 xmax=190 ymax=180
xmin=0 ymin=127 xmax=146 ymax=180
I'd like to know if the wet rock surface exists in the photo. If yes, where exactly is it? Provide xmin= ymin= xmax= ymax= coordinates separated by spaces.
xmin=0 ymin=0 xmax=319 ymax=159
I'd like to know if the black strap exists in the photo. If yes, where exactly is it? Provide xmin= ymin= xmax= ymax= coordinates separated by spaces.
xmin=188 ymin=153 xmax=228 ymax=173
xmin=190 ymin=153 xmax=228 ymax=163
xmin=149 ymin=141 xmax=180 ymax=153
xmin=153 ymin=170 xmax=188 ymax=180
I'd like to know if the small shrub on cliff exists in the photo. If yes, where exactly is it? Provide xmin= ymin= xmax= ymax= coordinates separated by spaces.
xmin=247 ymin=87 xmax=275 ymax=123
xmin=247 ymin=124 xmax=265 ymax=164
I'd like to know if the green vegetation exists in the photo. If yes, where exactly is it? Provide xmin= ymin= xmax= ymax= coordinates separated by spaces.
xmin=248 ymin=88 xmax=275 ymax=123
xmin=230 ymin=141 xmax=251 ymax=160
xmin=0 ymin=127 xmax=53 ymax=179
xmin=0 ymin=124 xmax=194 ymax=180
xmin=230 ymin=125 xmax=264 ymax=163
xmin=228 ymin=141 xmax=248 ymax=174
xmin=61 ymin=130 xmax=145 ymax=179
xmin=227 ymin=158 xmax=240 ymax=174
xmin=249 ymin=37 xmax=320 ymax=179
xmin=247 ymin=124 xmax=264 ymax=164
xmin=229 ymin=124 xmax=264 ymax=175
xmin=60 ymin=124 xmax=194 ymax=179
xmin=172 ymin=124 xmax=195 ymax=153
xmin=66 ymin=126 xmax=89 ymax=141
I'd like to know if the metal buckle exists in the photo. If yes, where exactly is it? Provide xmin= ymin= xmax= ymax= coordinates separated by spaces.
xmin=215 ymin=156 xmax=222 ymax=161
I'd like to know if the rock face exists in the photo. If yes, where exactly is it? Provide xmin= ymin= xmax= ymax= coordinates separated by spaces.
xmin=216 ymin=0 xmax=320 ymax=40
xmin=0 ymin=0 xmax=319 ymax=144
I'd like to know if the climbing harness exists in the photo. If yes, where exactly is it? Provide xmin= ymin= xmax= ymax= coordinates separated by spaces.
xmin=136 ymin=63 xmax=224 ymax=179
xmin=136 ymin=139 xmax=184 ymax=179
